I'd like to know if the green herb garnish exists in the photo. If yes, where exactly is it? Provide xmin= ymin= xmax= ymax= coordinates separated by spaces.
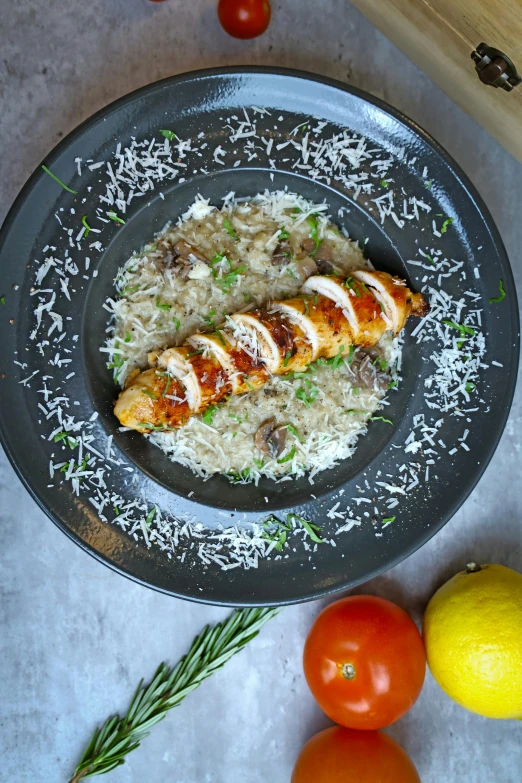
xmin=286 ymin=424 xmax=303 ymax=442
xmin=107 ymin=211 xmax=126 ymax=225
xmin=172 ymin=317 xmax=181 ymax=330
xmin=382 ymin=516 xmax=396 ymax=525
xmin=81 ymin=215 xmax=91 ymax=238
xmin=223 ymin=217 xmax=239 ymax=240
xmin=41 ymin=165 xmax=78 ymax=194
xmin=279 ymin=228 xmax=290 ymax=240
xmin=370 ymin=416 xmax=393 ymax=424
xmin=156 ymin=299 xmax=171 ymax=312
xmin=243 ymin=376 xmax=254 ymax=391
xmin=288 ymin=513 xmax=323 ymax=544
xmin=202 ymin=405 xmax=220 ymax=426
xmin=142 ymin=389 xmax=158 ymax=400
xmin=440 ymin=217 xmax=453 ymax=234
xmin=443 ymin=320 xmax=475 ymax=337
xmin=277 ymin=446 xmax=296 ymax=464
xmin=283 ymin=352 xmax=292 ymax=368
xmin=124 ymin=332 xmax=132 ymax=343
xmin=381 ymin=179 xmax=389 ymax=188
xmin=160 ymin=129 xmax=177 ymax=141
xmin=306 ymin=214 xmax=320 ymax=251
xmin=489 ymin=279 xmax=506 ymax=304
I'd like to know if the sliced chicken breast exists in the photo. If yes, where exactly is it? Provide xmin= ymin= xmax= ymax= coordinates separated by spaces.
xmin=301 ymin=275 xmax=388 ymax=346
xmin=351 ymin=270 xmax=411 ymax=334
xmin=274 ymin=294 xmax=354 ymax=360
xmin=158 ymin=345 xmax=230 ymax=412
xmin=114 ymin=368 xmax=191 ymax=432
xmin=187 ymin=331 xmax=268 ymax=395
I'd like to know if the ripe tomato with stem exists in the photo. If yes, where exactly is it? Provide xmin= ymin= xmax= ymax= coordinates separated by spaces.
xmin=303 ymin=595 xmax=426 ymax=730
xmin=218 ymin=0 xmax=271 ymax=39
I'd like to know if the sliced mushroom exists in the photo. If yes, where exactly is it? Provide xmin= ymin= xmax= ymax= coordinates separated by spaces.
xmin=272 ymin=241 xmax=293 ymax=265
xmin=296 ymin=238 xmax=317 ymax=259
xmin=254 ymin=417 xmax=287 ymax=459
xmin=173 ymin=240 xmax=209 ymax=264
xmin=351 ymin=353 xmax=391 ymax=392
xmin=314 ymin=242 xmax=336 ymax=274
xmin=295 ymin=255 xmax=318 ymax=282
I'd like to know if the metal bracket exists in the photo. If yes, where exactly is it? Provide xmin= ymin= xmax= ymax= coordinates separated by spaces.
xmin=471 ymin=43 xmax=521 ymax=91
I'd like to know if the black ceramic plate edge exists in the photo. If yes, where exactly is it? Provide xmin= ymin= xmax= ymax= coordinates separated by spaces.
xmin=0 ymin=66 xmax=519 ymax=606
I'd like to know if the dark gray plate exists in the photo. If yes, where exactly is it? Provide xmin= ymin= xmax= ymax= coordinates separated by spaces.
xmin=0 ymin=68 xmax=518 ymax=605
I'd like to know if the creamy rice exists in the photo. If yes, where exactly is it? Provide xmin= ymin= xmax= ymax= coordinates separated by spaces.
xmin=104 ymin=191 xmax=400 ymax=482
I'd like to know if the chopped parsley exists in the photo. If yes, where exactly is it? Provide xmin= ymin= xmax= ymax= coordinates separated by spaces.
xmin=202 ymin=405 xmax=221 ymax=425
xmin=306 ymin=214 xmax=320 ymax=251
xmin=200 ymin=310 xmax=217 ymax=328
xmin=330 ymin=346 xmax=345 ymax=370
xmin=228 ymin=413 xmax=242 ymax=423
xmin=122 ymin=285 xmax=139 ymax=295
xmin=145 ymin=507 xmax=156 ymax=528
xmin=253 ymin=458 xmax=265 ymax=469
xmin=465 ymin=382 xmax=475 ymax=393
xmin=382 ymin=516 xmax=396 ymax=524
xmin=381 ymin=179 xmax=389 ymax=188
xmin=223 ymin=217 xmax=239 ymax=240
xmin=279 ymin=227 xmax=290 ymax=240
xmin=81 ymin=215 xmax=91 ymax=237
xmin=289 ymin=513 xmax=323 ymax=544
xmin=440 ymin=217 xmax=453 ymax=233
xmin=425 ymin=180 xmax=433 ymax=189
xmin=124 ymin=331 xmax=132 ymax=342
xmin=489 ymin=279 xmax=506 ymax=303
xmin=286 ymin=424 xmax=303 ymax=442
xmin=41 ymin=165 xmax=78 ymax=194
xmin=296 ymin=378 xmax=319 ymax=407
xmin=443 ymin=320 xmax=475 ymax=337
xmin=0 ymin=296 xmax=5 ymax=305
xmin=141 ymin=389 xmax=158 ymax=400
xmin=243 ymin=376 xmax=255 ymax=391
xmin=107 ymin=211 xmax=126 ymax=225
xmin=212 ymin=263 xmax=246 ymax=293
xmin=277 ymin=446 xmax=296 ymax=464
xmin=227 ymin=468 xmax=250 ymax=484
xmin=156 ymin=299 xmax=171 ymax=311
xmin=283 ymin=351 xmax=292 ymax=367
xmin=172 ymin=316 xmax=181 ymax=330
xmin=160 ymin=129 xmax=177 ymax=141
xmin=215 ymin=328 xmax=226 ymax=346
xmin=370 ymin=416 xmax=393 ymax=425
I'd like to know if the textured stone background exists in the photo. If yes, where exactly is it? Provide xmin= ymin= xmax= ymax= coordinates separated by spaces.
xmin=1 ymin=1 xmax=521 ymax=781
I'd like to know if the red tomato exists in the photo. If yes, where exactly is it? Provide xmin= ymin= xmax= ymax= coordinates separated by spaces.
xmin=303 ymin=595 xmax=426 ymax=730
xmin=218 ymin=0 xmax=271 ymax=39
xmin=292 ymin=726 xmax=420 ymax=783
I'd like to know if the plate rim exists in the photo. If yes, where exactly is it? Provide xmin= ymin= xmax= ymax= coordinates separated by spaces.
xmin=0 ymin=65 xmax=519 ymax=606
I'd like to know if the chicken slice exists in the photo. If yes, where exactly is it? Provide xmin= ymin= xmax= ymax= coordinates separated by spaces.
xmin=274 ymin=294 xmax=354 ymax=360
xmin=301 ymin=274 xmax=387 ymax=346
xmin=351 ymin=270 xmax=415 ymax=334
xmin=158 ymin=345 xmax=231 ymax=413
xmin=187 ymin=331 xmax=268 ymax=395
xmin=114 ymin=368 xmax=191 ymax=432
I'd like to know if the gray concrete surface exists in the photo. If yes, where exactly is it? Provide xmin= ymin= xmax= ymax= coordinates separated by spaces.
xmin=1 ymin=1 xmax=521 ymax=781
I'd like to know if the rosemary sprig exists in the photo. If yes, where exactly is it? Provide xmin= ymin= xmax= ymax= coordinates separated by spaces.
xmin=68 ymin=607 xmax=279 ymax=782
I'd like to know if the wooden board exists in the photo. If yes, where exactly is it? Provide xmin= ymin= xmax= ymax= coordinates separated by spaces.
xmin=349 ymin=0 xmax=522 ymax=162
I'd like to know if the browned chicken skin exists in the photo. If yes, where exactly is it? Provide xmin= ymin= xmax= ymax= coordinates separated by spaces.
xmin=114 ymin=271 xmax=428 ymax=433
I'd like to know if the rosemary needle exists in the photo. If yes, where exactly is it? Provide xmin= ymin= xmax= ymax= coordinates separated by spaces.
xmin=68 ymin=607 xmax=279 ymax=782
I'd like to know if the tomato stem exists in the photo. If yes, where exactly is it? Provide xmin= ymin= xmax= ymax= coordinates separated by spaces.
xmin=341 ymin=663 xmax=356 ymax=680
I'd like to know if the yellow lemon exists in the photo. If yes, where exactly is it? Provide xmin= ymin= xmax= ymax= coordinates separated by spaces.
xmin=423 ymin=562 xmax=522 ymax=719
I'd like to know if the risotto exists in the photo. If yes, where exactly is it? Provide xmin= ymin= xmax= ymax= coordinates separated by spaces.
xmin=104 ymin=191 xmax=400 ymax=483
